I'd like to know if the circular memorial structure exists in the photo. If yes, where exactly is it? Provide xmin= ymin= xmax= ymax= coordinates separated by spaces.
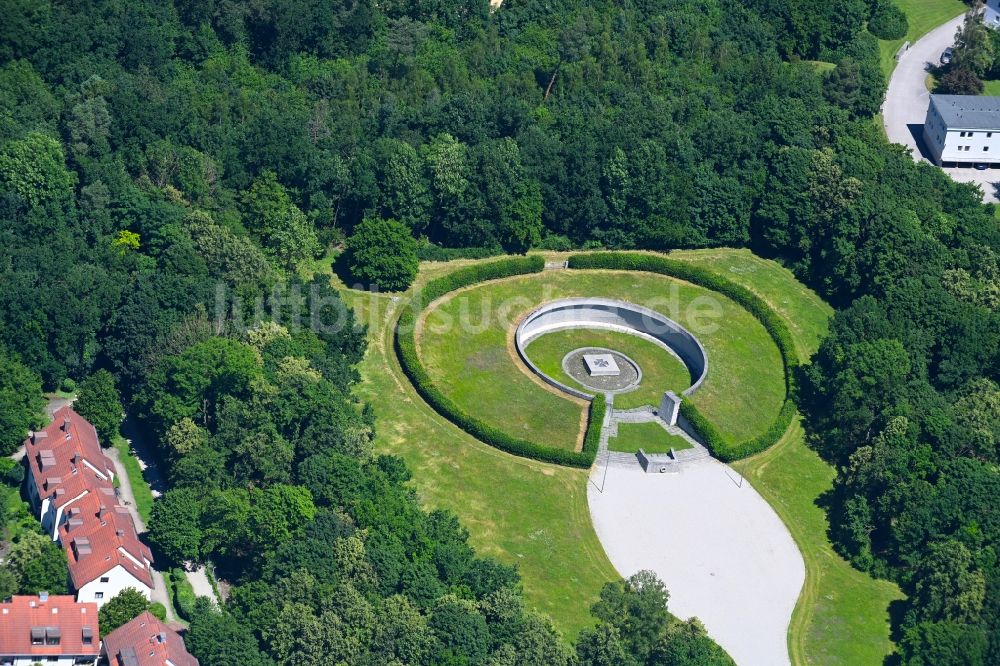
xmin=398 ymin=253 xmax=795 ymax=466
xmin=561 ymin=347 xmax=642 ymax=394
xmin=515 ymin=297 xmax=708 ymax=400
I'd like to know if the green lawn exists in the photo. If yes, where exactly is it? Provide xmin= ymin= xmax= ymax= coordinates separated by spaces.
xmin=878 ymin=0 xmax=967 ymax=76
xmin=338 ymin=249 xmax=902 ymax=660
xmin=419 ymin=270 xmax=784 ymax=452
xmin=806 ymin=60 xmax=836 ymax=74
xmin=983 ymin=78 xmax=1000 ymax=95
xmin=675 ymin=249 xmax=904 ymax=665
xmin=524 ymin=328 xmax=692 ymax=410
xmin=608 ymin=421 xmax=692 ymax=454
xmin=340 ymin=262 xmax=619 ymax=638
xmin=112 ymin=434 xmax=154 ymax=524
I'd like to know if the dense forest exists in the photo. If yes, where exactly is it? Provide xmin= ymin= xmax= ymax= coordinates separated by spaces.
xmin=0 ymin=0 xmax=997 ymax=664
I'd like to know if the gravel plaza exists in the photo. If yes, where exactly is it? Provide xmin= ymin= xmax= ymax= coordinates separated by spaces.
xmin=588 ymin=459 xmax=805 ymax=666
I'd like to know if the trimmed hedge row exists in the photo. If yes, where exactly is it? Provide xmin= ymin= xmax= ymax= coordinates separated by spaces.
xmin=395 ymin=255 xmax=603 ymax=468
xmin=169 ymin=567 xmax=198 ymax=621
xmin=568 ymin=252 xmax=799 ymax=461
xmin=582 ymin=394 xmax=607 ymax=461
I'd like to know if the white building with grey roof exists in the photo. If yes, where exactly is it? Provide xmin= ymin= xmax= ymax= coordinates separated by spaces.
xmin=985 ymin=0 xmax=1000 ymax=29
xmin=923 ymin=94 xmax=1000 ymax=166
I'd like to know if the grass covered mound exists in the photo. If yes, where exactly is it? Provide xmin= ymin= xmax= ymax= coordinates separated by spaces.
xmin=609 ymin=422 xmax=694 ymax=454
xmin=418 ymin=267 xmax=784 ymax=457
xmin=395 ymin=255 xmax=605 ymax=467
xmin=524 ymin=329 xmax=692 ymax=410
xmin=361 ymin=249 xmax=900 ymax=661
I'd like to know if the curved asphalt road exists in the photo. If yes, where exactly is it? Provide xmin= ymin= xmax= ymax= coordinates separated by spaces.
xmin=882 ymin=13 xmax=1000 ymax=202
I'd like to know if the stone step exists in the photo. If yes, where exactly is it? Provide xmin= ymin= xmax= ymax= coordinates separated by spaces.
xmin=673 ymin=447 xmax=711 ymax=461
xmin=613 ymin=405 xmax=656 ymax=415
xmin=613 ymin=411 xmax=658 ymax=424
xmin=603 ymin=451 xmax=640 ymax=467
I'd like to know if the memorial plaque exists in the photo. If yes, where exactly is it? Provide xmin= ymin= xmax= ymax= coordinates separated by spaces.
xmin=583 ymin=353 xmax=621 ymax=376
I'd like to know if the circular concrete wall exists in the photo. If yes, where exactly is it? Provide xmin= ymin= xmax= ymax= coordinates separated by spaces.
xmin=515 ymin=297 xmax=708 ymax=400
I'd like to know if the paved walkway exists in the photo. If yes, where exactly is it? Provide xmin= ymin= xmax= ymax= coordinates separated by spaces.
xmin=120 ymin=416 xmax=169 ymax=499
xmin=186 ymin=565 xmax=218 ymax=607
xmin=116 ymin=417 xmax=221 ymax=609
xmin=105 ymin=446 xmax=175 ymax=622
xmin=882 ymin=13 xmax=1000 ymax=201
xmin=598 ymin=399 xmax=709 ymax=470
xmin=588 ymin=460 xmax=804 ymax=665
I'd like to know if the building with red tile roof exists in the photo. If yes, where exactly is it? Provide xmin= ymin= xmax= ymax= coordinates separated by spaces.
xmin=24 ymin=406 xmax=115 ymax=539
xmin=100 ymin=611 xmax=198 ymax=666
xmin=22 ymin=407 xmax=152 ymax=607
xmin=60 ymin=491 xmax=154 ymax=605
xmin=0 ymin=594 xmax=100 ymax=666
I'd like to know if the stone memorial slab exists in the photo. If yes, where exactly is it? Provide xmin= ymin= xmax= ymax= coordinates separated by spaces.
xmin=583 ymin=353 xmax=621 ymax=377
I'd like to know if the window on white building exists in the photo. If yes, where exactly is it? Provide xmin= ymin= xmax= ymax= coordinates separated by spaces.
xmin=988 ymin=133 xmax=994 ymax=138
xmin=100 ymin=577 xmax=109 ymax=583
xmin=94 ymin=592 xmax=104 ymax=599
xmin=985 ymin=147 xmax=990 ymax=151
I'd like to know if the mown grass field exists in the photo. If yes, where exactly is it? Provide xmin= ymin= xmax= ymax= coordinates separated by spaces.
xmin=338 ymin=248 xmax=902 ymax=661
xmin=418 ymin=270 xmax=784 ymax=452
xmin=675 ymin=249 xmax=904 ymax=665
xmin=340 ymin=262 xmax=619 ymax=638
xmin=878 ymin=0 xmax=966 ymax=76
xmin=983 ymin=78 xmax=1000 ymax=95
xmin=524 ymin=328 xmax=692 ymax=410
xmin=608 ymin=421 xmax=692 ymax=454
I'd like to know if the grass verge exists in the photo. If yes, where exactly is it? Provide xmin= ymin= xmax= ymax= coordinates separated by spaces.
xmin=878 ymin=0 xmax=966 ymax=76
xmin=675 ymin=249 xmax=904 ymax=664
xmin=341 ymin=262 xmax=619 ymax=638
xmin=112 ymin=434 xmax=154 ymax=524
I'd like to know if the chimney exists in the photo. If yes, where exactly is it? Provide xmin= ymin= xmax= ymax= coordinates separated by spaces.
xmin=62 ymin=418 xmax=71 ymax=433
xmin=32 ymin=431 xmax=48 ymax=445
xmin=71 ymin=537 xmax=92 ymax=558
xmin=96 ymin=505 xmax=109 ymax=519
xmin=39 ymin=451 xmax=56 ymax=470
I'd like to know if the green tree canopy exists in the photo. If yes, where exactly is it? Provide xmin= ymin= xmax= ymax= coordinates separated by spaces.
xmin=343 ymin=216 xmax=418 ymax=291
xmin=73 ymin=369 xmax=123 ymax=443
xmin=98 ymin=587 xmax=154 ymax=636
xmin=0 ymin=347 xmax=43 ymax=455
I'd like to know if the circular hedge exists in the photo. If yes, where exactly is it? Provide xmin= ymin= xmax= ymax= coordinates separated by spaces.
xmin=567 ymin=253 xmax=798 ymax=462
xmin=394 ymin=252 xmax=798 ymax=466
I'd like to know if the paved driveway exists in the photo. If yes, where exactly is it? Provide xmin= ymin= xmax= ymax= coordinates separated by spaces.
xmin=588 ymin=460 xmax=804 ymax=666
xmin=882 ymin=13 xmax=1000 ymax=202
